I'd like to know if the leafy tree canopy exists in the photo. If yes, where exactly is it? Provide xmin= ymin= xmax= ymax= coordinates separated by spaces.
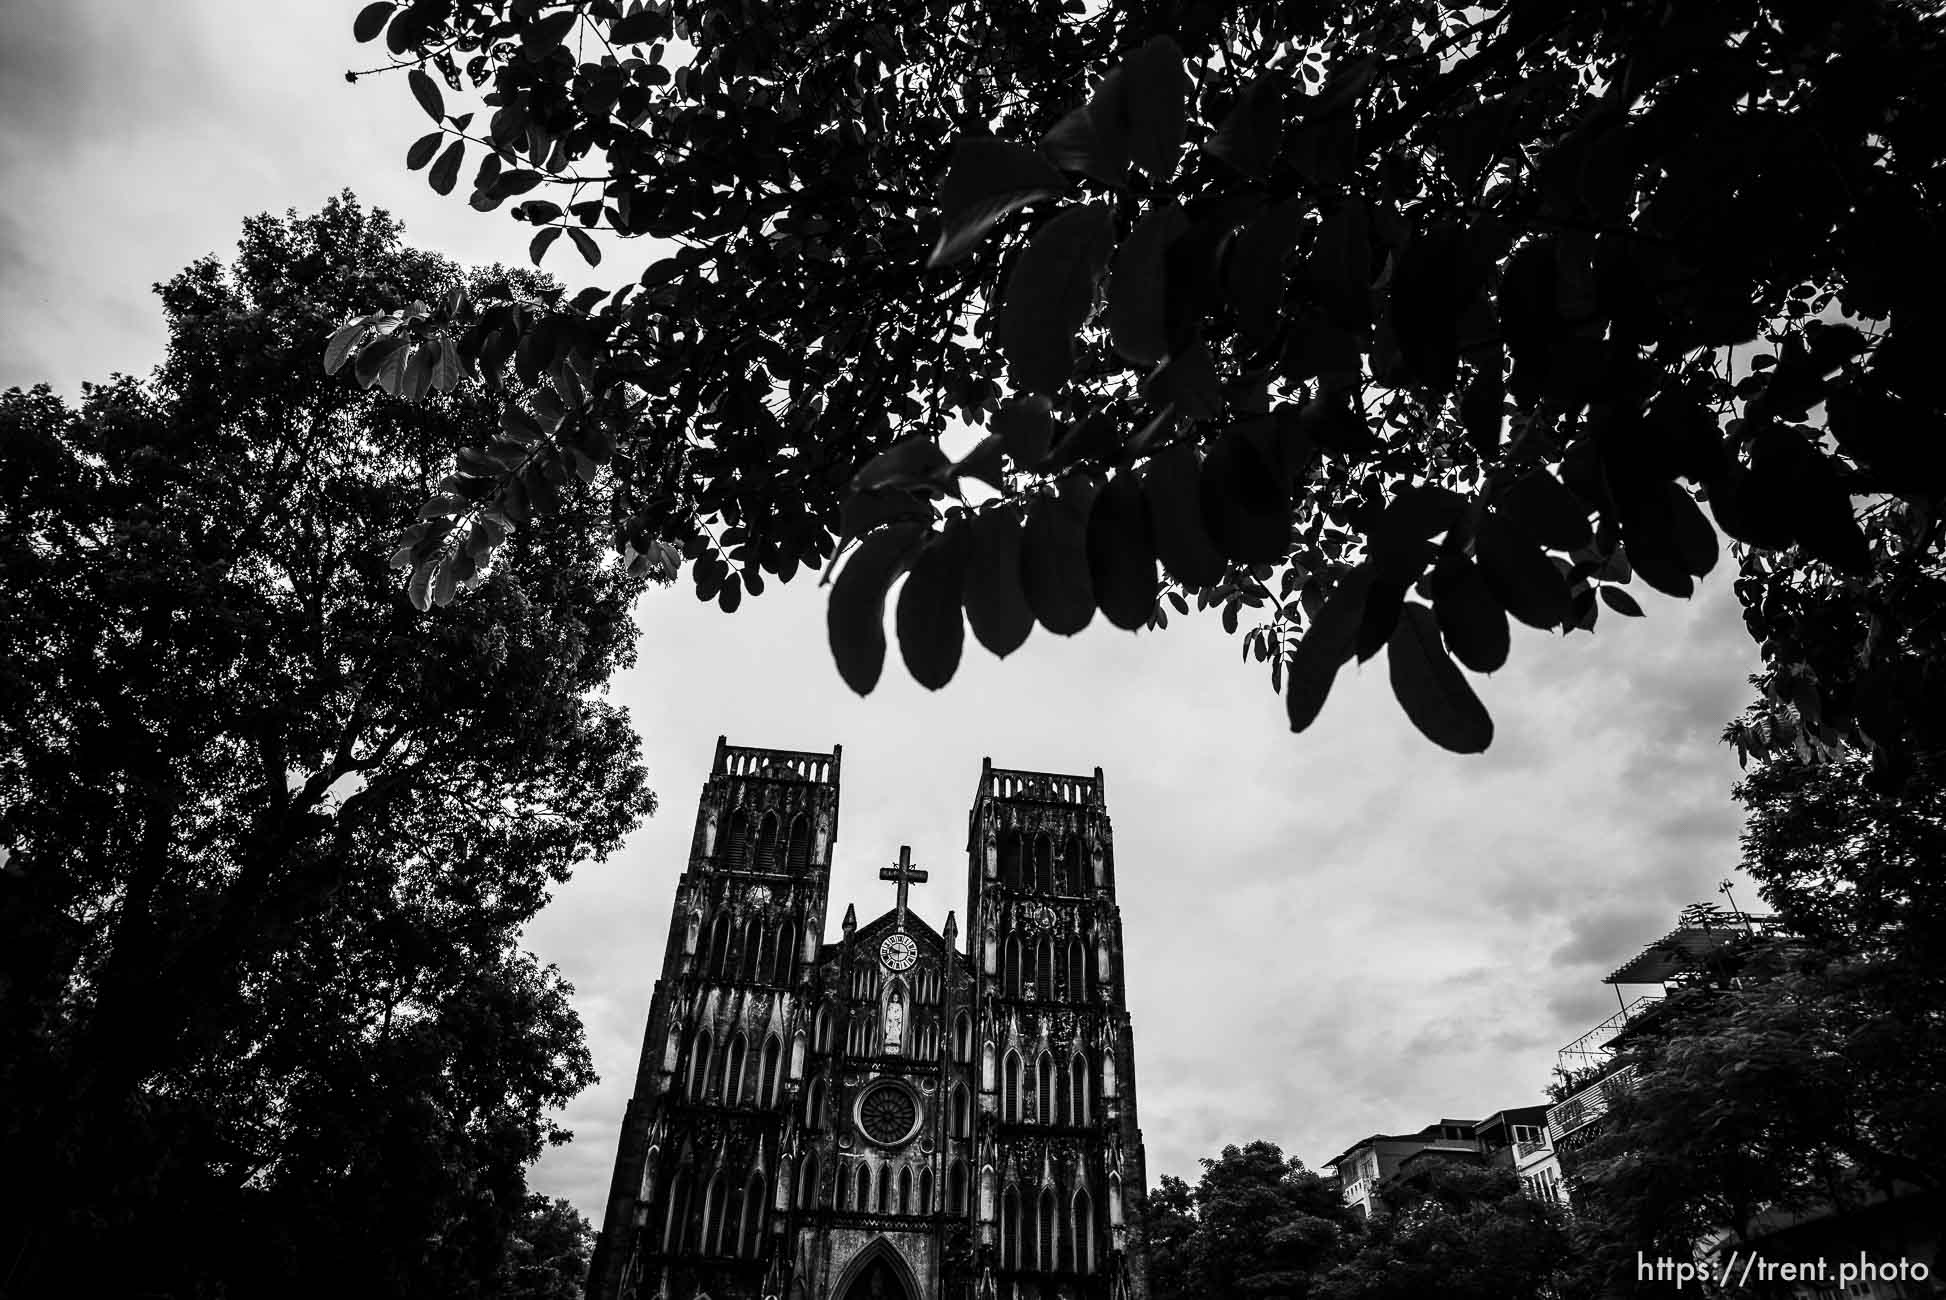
xmin=0 ymin=195 xmax=652 ymax=1298
xmin=337 ymin=0 xmax=1946 ymax=757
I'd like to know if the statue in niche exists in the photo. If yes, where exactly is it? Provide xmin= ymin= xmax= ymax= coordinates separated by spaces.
xmin=683 ymin=912 xmax=700 ymax=956
xmin=1090 ymin=839 xmax=1105 ymax=887
xmin=884 ymin=988 xmax=906 ymax=1054
xmin=813 ymin=808 xmax=832 ymax=863
xmin=702 ymin=805 xmax=719 ymax=857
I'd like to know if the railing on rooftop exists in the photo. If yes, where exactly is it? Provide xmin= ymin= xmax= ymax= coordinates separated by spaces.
xmin=714 ymin=741 xmax=840 ymax=784
xmin=980 ymin=765 xmax=1104 ymax=807
xmin=1556 ymin=995 xmax=1662 ymax=1070
xmin=1547 ymin=1064 xmax=1639 ymax=1145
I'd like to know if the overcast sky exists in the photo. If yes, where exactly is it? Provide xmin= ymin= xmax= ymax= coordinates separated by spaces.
xmin=2 ymin=0 xmax=1761 ymax=1221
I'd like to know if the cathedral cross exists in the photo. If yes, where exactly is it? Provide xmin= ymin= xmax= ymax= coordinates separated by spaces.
xmin=880 ymin=846 xmax=928 ymax=931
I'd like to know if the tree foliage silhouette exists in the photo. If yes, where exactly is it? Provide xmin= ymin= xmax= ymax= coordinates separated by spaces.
xmin=0 ymin=196 xmax=652 ymax=1299
xmin=339 ymin=0 xmax=1946 ymax=757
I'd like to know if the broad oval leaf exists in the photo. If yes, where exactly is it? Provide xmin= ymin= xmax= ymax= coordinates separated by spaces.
xmin=1430 ymin=558 xmax=1510 ymax=673
xmin=324 ymin=321 xmax=368 ymax=375
xmin=428 ymin=140 xmax=465 ymax=196
xmin=407 ymin=556 xmax=437 ymax=612
xmin=529 ymin=226 xmax=561 ymax=266
xmin=1142 ymin=443 xmax=1225 ymax=589
xmin=568 ymin=227 xmax=602 ymax=266
xmin=406 ymin=130 xmax=443 ymax=170
xmin=962 ymin=509 xmax=1034 ymax=658
xmin=1123 ymin=36 xmax=1188 ymax=179
xmin=1599 ymin=585 xmax=1645 ymax=617
xmin=1287 ymin=564 xmax=1373 ymax=733
xmin=927 ymin=137 xmax=1068 ymax=268
xmin=1474 ymin=510 xmax=1571 ymax=629
xmin=993 ymin=204 xmax=1116 ymax=395
xmin=1388 ymin=603 xmax=1494 ymax=753
xmin=828 ymin=524 xmax=927 ymax=694
xmin=1020 ymin=478 xmax=1098 ymax=635
xmin=1499 ymin=470 xmax=1594 ymax=552
xmin=409 ymin=68 xmax=445 ymax=122
xmin=352 ymin=1 xmax=394 ymax=42
xmin=1105 ymin=201 xmax=1186 ymax=365
xmin=896 ymin=531 xmax=967 ymax=690
xmin=1085 ymin=472 xmax=1159 ymax=631
xmin=1200 ymin=425 xmax=1292 ymax=564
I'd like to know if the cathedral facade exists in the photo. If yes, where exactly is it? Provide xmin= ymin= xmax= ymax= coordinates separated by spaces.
xmin=585 ymin=739 xmax=1151 ymax=1300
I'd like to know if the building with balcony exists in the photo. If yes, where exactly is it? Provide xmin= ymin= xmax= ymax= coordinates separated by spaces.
xmin=1324 ymin=1110 xmax=1565 ymax=1219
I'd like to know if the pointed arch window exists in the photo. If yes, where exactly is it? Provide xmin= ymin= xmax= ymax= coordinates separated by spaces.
xmin=1003 ymin=936 xmax=1021 ymax=997
xmin=1001 ymin=1188 xmax=1021 ymax=1269
xmin=1002 ymin=831 xmax=1025 ymax=889
xmin=837 ymin=1164 xmax=851 ymax=1212
xmin=949 ymin=1160 xmax=968 ymax=1215
xmin=738 ymin=1172 xmax=765 ymax=1257
xmin=1067 ymin=939 xmax=1087 ymax=1001
xmin=723 ymin=809 xmax=751 ymax=868
xmin=955 ymin=1011 xmax=973 ymax=1062
xmin=920 ymin=1169 xmax=933 ymax=1215
xmin=686 ymin=1029 xmax=713 ymax=1100
xmin=898 ymin=1167 xmax=913 ymax=1215
xmin=772 ymin=921 xmax=796 ymax=985
xmin=786 ymin=813 xmax=812 ymax=874
xmin=1060 ymin=835 xmax=1084 ymax=895
xmin=804 ymin=1075 xmax=826 ymax=1129
xmin=759 ymin=1035 xmax=782 ymax=1107
xmin=662 ymin=1170 xmax=691 ymax=1253
xmin=753 ymin=810 xmax=782 ymax=872
xmin=951 ymin=1083 xmax=971 ymax=1137
xmin=740 ymin=918 xmax=765 ymax=981
xmin=1003 ymin=1050 xmax=1023 ymax=1123
xmin=878 ymin=1165 xmax=893 ymax=1214
xmin=1038 ymin=1188 xmax=1057 ymax=1272
xmin=1033 ymin=834 xmax=1055 ymax=893
xmin=1071 ymin=1052 xmax=1091 ymax=1125
xmin=856 ymin=1165 xmax=871 ymax=1212
xmin=1036 ymin=935 xmax=1056 ymax=996
xmin=724 ymin=1033 xmax=748 ymax=1105
xmin=700 ymin=1172 xmax=727 ymax=1255
xmin=706 ymin=914 xmax=733 ymax=978
xmin=798 ymin=1153 xmax=820 ymax=1209
xmin=1074 ymin=1189 xmax=1095 ymax=1273
xmin=815 ymin=1005 xmax=834 ymax=1054
xmin=1036 ymin=1052 xmax=1055 ymax=1125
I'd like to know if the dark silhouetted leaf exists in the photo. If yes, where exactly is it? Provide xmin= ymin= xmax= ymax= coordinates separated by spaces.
xmin=1475 ymin=510 xmax=1571 ymax=629
xmin=1042 ymin=68 xmax=1130 ymax=186
xmin=1106 ymin=201 xmax=1186 ymax=364
xmin=1143 ymin=443 xmax=1225 ymax=589
xmin=1499 ymin=470 xmax=1593 ymax=551
xmin=1200 ymin=426 xmax=1291 ymax=564
xmin=993 ymin=204 xmax=1115 ymax=395
xmin=406 ymin=130 xmax=443 ymax=170
xmin=1368 ymin=483 xmax=1465 ymax=583
xmin=409 ymin=68 xmax=444 ymax=121
xmin=954 ymin=434 xmax=1007 ymax=492
xmin=1203 ymin=73 xmax=1284 ymax=180
xmin=1459 ymin=356 xmax=1505 ymax=456
xmin=1287 ymin=564 xmax=1373 ymax=733
xmin=1356 ymin=577 xmax=1407 ymax=663
xmin=568 ymin=227 xmax=601 ymax=266
xmin=828 ymin=524 xmax=927 ymax=694
xmin=897 ymin=531 xmax=967 ymax=689
xmin=1086 ymin=472 xmax=1158 ymax=630
xmin=1020 ymin=478 xmax=1098 ymax=635
xmin=1226 ymin=200 xmax=1302 ymax=348
xmin=529 ymin=226 xmax=561 ymax=266
xmin=1599 ymin=585 xmax=1644 ymax=616
xmin=993 ymin=395 xmax=1055 ymax=470
xmin=353 ymin=1 xmax=394 ymax=42
xmin=962 ymin=509 xmax=1034 ymax=657
xmin=1431 ymin=557 xmax=1510 ymax=672
xmin=324 ymin=321 xmax=367 ymax=375
xmin=928 ymin=137 xmax=1068 ymax=267
xmin=429 ymin=140 xmax=464 ymax=195
xmin=855 ymin=437 xmax=951 ymax=493
xmin=1123 ymin=36 xmax=1187 ymax=178
xmin=1389 ymin=604 xmax=1494 ymax=753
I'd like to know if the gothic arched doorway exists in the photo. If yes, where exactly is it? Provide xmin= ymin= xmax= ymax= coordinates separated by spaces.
xmin=833 ymin=1240 xmax=918 ymax=1300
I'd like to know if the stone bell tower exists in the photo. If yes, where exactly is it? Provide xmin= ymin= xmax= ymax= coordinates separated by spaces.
xmin=586 ymin=746 xmax=1148 ymax=1300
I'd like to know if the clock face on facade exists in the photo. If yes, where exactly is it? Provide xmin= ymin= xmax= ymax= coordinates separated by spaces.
xmin=879 ymin=932 xmax=917 ymax=972
xmin=857 ymin=1082 xmax=919 ymax=1146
